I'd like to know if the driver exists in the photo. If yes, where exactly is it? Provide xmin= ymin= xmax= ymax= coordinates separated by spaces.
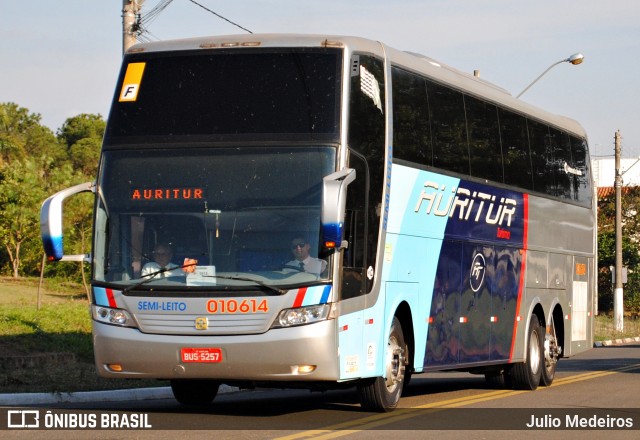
xmin=285 ymin=237 xmax=327 ymax=275
xmin=141 ymin=243 xmax=184 ymax=278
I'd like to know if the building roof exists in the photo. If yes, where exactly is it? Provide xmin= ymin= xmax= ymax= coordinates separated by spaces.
xmin=597 ymin=187 xmax=635 ymax=198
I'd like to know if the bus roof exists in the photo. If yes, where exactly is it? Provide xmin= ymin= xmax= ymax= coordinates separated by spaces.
xmin=126 ymin=33 xmax=587 ymax=139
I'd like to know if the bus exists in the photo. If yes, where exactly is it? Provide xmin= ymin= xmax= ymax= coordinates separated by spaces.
xmin=41 ymin=34 xmax=595 ymax=411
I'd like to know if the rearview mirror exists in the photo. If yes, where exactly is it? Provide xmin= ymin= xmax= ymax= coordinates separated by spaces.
xmin=40 ymin=181 xmax=95 ymax=261
xmin=321 ymin=168 xmax=355 ymax=250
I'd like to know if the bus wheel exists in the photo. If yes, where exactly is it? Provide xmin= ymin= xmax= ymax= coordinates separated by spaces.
xmin=358 ymin=317 xmax=406 ymax=412
xmin=170 ymin=379 xmax=220 ymax=406
xmin=511 ymin=315 xmax=543 ymax=390
xmin=540 ymin=316 xmax=561 ymax=386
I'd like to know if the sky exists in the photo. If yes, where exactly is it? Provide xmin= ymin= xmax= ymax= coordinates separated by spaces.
xmin=1 ymin=0 xmax=639 ymax=159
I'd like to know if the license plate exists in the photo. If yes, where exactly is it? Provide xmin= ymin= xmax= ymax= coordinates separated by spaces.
xmin=180 ymin=348 xmax=223 ymax=363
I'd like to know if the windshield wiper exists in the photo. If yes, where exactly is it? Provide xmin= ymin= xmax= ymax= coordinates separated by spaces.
xmin=122 ymin=263 xmax=287 ymax=295
xmin=122 ymin=261 xmax=197 ymax=294
xmin=202 ymin=274 xmax=287 ymax=295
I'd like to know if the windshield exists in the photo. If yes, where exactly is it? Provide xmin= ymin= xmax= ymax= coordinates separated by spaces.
xmin=94 ymin=146 xmax=337 ymax=291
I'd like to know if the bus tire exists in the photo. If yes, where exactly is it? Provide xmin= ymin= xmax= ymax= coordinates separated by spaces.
xmin=358 ymin=317 xmax=406 ymax=412
xmin=511 ymin=315 xmax=543 ymax=390
xmin=170 ymin=379 xmax=220 ymax=406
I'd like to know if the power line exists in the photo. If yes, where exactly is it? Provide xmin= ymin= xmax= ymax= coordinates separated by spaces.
xmin=125 ymin=0 xmax=253 ymax=51
xmin=140 ymin=0 xmax=175 ymax=26
xmin=186 ymin=0 xmax=253 ymax=34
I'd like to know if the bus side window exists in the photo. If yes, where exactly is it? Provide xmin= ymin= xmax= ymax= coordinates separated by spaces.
xmin=549 ymin=128 xmax=573 ymax=199
xmin=500 ymin=109 xmax=533 ymax=190
xmin=392 ymin=67 xmax=432 ymax=166
xmin=465 ymin=95 xmax=503 ymax=182
xmin=428 ymin=81 xmax=469 ymax=176
xmin=528 ymin=120 xmax=555 ymax=195
xmin=342 ymin=152 xmax=368 ymax=299
xmin=343 ymin=54 xmax=386 ymax=298
xmin=569 ymin=136 xmax=592 ymax=205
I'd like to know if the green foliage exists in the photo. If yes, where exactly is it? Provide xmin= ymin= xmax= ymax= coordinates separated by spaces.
xmin=0 ymin=102 xmax=66 ymax=166
xmin=597 ymin=230 xmax=640 ymax=269
xmin=624 ymin=271 xmax=640 ymax=315
xmin=598 ymin=186 xmax=640 ymax=315
xmin=57 ymin=113 xmax=105 ymax=148
xmin=0 ymin=102 xmax=102 ymax=280
xmin=0 ymin=158 xmax=48 ymax=277
xmin=70 ymin=137 xmax=101 ymax=175
xmin=57 ymin=114 xmax=105 ymax=176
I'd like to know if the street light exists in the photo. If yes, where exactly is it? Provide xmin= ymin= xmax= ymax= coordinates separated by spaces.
xmin=516 ymin=52 xmax=584 ymax=98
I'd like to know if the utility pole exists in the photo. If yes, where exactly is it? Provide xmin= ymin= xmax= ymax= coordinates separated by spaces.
xmin=614 ymin=129 xmax=624 ymax=331
xmin=122 ymin=0 xmax=143 ymax=55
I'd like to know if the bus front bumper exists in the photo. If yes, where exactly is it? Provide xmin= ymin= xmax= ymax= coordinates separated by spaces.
xmin=92 ymin=319 xmax=340 ymax=382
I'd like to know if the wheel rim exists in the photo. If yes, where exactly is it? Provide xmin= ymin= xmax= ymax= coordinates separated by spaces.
xmin=385 ymin=334 xmax=404 ymax=391
xmin=529 ymin=328 xmax=541 ymax=374
xmin=543 ymin=318 xmax=560 ymax=374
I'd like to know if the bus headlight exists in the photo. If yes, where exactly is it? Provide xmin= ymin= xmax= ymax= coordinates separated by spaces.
xmin=91 ymin=305 xmax=137 ymax=328
xmin=273 ymin=304 xmax=332 ymax=328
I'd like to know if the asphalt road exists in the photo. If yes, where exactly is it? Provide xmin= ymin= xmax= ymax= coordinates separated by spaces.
xmin=2 ymin=342 xmax=640 ymax=439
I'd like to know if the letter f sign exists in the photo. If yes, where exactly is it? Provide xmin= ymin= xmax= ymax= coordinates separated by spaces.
xmin=120 ymin=84 xmax=139 ymax=101
xmin=119 ymin=62 xmax=146 ymax=102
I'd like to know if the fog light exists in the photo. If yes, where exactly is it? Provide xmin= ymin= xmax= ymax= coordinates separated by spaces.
xmin=292 ymin=365 xmax=316 ymax=374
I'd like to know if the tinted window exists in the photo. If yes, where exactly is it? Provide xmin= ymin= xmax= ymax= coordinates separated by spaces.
xmin=392 ymin=68 xmax=432 ymax=166
xmin=570 ymin=136 xmax=592 ymax=205
xmin=106 ymin=48 xmax=342 ymax=143
xmin=428 ymin=81 xmax=469 ymax=175
xmin=465 ymin=95 xmax=502 ymax=182
xmin=500 ymin=109 xmax=532 ymax=190
xmin=347 ymin=55 xmax=386 ymax=294
xmin=549 ymin=128 xmax=573 ymax=199
xmin=528 ymin=120 xmax=554 ymax=194
xmin=389 ymin=65 xmax=591 ymax=205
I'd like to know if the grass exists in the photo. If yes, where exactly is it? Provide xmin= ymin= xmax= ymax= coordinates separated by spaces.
xmin=594 ymin=313 xmax=640 ymax=341
xmin=0 ymin=276 xmax=166 ymax=394
xmin=0 ymin=276 xmax=638 ymax=394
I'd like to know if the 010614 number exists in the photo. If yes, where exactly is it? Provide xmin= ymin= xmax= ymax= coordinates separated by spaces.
xmin=206 ymin=298 xmax=269 ymax=314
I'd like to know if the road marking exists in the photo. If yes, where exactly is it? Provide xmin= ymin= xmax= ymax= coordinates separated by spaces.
xmin=274 ymin=362 xmax=640 ymax=440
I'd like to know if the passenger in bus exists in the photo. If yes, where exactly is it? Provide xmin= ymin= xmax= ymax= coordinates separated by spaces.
xmin=284 ymin=237 xmax=327 ymax=275
xmin=141 ymin=243 xmax=184 ymax=278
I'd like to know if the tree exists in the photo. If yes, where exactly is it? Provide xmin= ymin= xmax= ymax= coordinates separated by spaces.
xmin=57 ymin=113 xmax=105 ymax=148
xmin=69 ymin=137 xmax=101 ymax=176
xmin=0 ymin=158 xmax=48 ymax=277
xmin=0 ymin=102 xmax=66 ymax=167
xmin=0 ymin=105 xmax=104 ymax=279
xmin=57 ymin=113 xmax=104 ymax=176
xmin=53 ymin=113 xmax=104 ymax=284
xmin=0 ymin=103 xmax=69 ymax=277
xmin=597 ymin=186 xmax=640 ymax=315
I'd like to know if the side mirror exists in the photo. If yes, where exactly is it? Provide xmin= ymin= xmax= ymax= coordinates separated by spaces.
xmin=40 ymin=181 xmax=95 ymax=261
xmin=321 ymin=168 xmax=355 ymax=250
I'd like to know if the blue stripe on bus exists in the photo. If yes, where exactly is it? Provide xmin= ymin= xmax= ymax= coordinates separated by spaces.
xmin=93 ymin=286 xmax=109 ymax=307
xmin=320 ymin=285 xmax=331 ymax=304
xmin=42 ymin=234 xmax=64 ymax=261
